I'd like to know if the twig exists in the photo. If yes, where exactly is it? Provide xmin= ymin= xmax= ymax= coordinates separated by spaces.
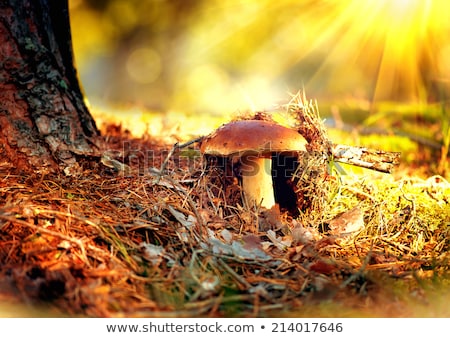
xmin=178 ymin=136 xmax=204 ymax=149
xmin=331 ymin=144 xmax=401 ymax=173
xmin=156 ymin=136 xmax=203 ymax=183
xmin=217 ymin=258 xmax=253 ymax=289
xmin=155 ymin=142 xmax=179 ymax=183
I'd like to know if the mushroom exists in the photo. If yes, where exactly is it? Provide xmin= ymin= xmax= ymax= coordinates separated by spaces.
xmin=200 ymin=119 xmax=306 ymax=210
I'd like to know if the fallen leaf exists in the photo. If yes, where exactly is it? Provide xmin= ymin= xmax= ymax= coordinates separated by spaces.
xmin=309 ymin=259 xmax=338 ymax=274
xmin=167 ymin=205 xmax=196 ymax=228
xmin=220 ymin=229 xmax=233 ymax=243
xmin=139 ymin=243 xmax=164 ymax=265
xmin=266 ymin=230 xmax=292 ymax=250
xmin=328 ymin=206 xmax=364 ymax=236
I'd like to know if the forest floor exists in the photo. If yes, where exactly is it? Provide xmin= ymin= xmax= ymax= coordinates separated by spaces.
xmin=0 ymin=98 xmax=449 ymax=318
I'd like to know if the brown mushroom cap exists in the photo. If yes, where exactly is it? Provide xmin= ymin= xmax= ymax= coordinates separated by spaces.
xmin=200 ymin=120 xmax=307 ymax=156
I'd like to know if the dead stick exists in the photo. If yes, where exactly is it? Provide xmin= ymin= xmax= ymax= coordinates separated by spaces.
xmin=331 ymin=144 xmax=401 ymax=173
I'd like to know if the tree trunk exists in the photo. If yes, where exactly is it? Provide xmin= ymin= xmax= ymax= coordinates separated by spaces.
xmin=0 ymin=0 xmax=100 ymax=174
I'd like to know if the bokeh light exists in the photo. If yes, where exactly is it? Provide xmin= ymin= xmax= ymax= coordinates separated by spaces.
xmin=126 ymin=47 xmax=161 ymax=84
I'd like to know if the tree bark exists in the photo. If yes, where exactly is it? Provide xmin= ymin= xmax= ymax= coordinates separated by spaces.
xmin=0 ymin=0 xmax=100 ymax=174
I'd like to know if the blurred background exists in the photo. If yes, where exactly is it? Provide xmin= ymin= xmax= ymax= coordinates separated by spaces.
xmin=68 ymin=0 xmax=449 ymax=175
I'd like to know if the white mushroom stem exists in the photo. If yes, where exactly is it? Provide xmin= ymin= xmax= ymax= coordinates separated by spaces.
xmin=241 ymin=156 xmax=275 ymax=209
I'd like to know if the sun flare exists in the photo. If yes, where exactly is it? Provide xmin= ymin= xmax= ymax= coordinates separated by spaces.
xmin=182 ymin=0 xmax=450 ymax=110
xmin=299 ymin=0 xmax=450 ymax=102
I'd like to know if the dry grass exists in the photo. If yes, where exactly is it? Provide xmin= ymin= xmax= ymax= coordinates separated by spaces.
xmin=0 ymin=99 xmax=449 ymax=318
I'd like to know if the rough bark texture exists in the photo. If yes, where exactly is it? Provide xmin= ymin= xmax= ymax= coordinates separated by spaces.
xmin=0 ymin=0 xmax=100 ymax=174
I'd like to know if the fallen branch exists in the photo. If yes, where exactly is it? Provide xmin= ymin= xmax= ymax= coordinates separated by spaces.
xmin=331 ymin=144 xmax=401 ymax=173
